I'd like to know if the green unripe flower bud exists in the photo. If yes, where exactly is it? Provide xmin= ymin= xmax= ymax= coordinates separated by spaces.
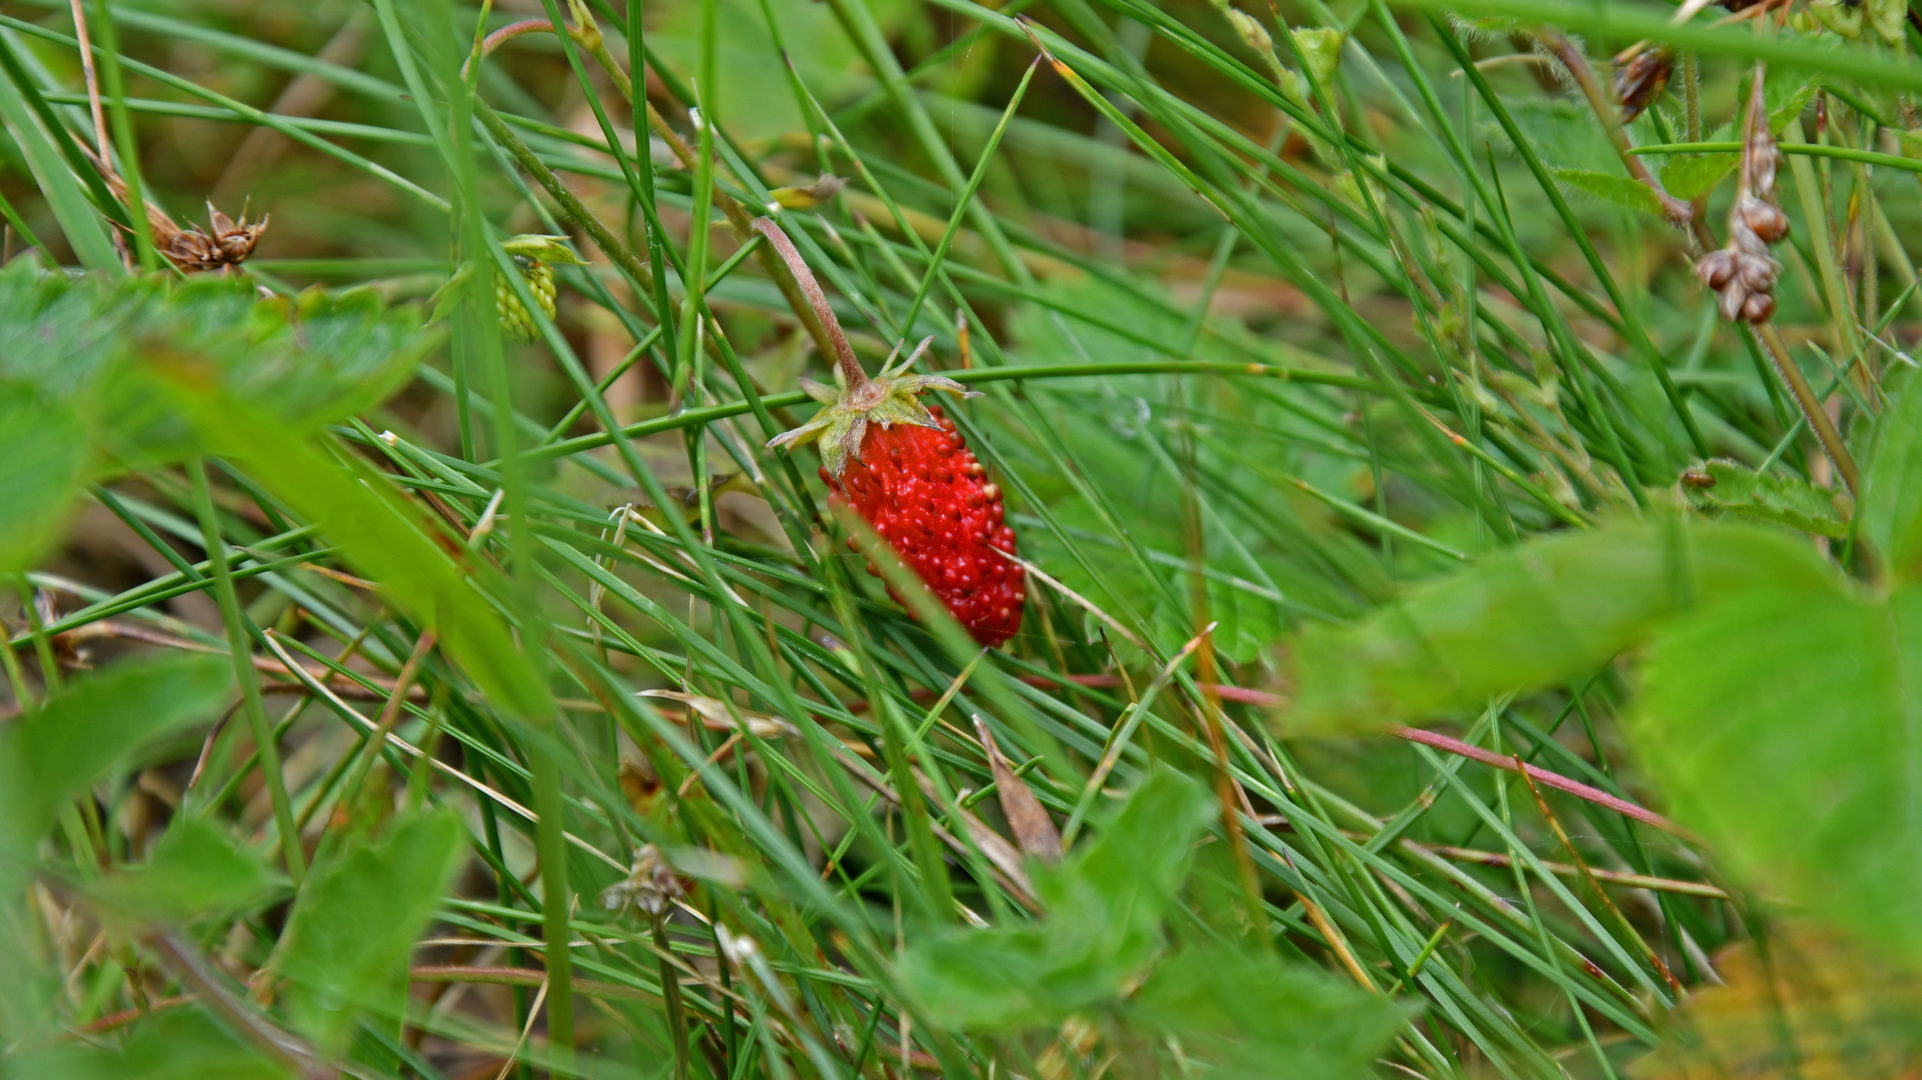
xmin=495 ymin=255 xmax=556 ymax=343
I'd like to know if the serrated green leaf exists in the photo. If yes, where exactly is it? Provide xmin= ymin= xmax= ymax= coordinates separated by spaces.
xmin=1809 ymin=0 xmax=1865 ymax=38
xmin=275 ymin=811 xmax=464 ymax=1052
xmin=0 ymin=655 xmax=231 ymax=878
xmin=1283 ymin=519 xmax=1841 ymax=732
xmin=1691 ymin=459 xmax=1852 ymax=537
xmin=1552 ymin=168 xmax=1664 ymax=218
xmin=1659 ymin=80 xmax=1818 ymax=201
xmin=1660 ymin=154 xmax=1740 ymax=203
xmin=1500 ymin=100 xmax=1618 ymax=174
xmin=900 ymin=769 xmax=1215 ymax=1029
xmin=0 ymin=261 xmax=438 ymax=468
xmin=1868 ymin=0 xmax=1908 ymax=44
xmin=91 ymin=818 xmax=278 ymax=924
xmin=1631 ymin=584 xmax=1922 ymax=962
xmin=1129 ymin=945 xmax=1412 ymax=1080
xmin=1862 ymin=369 xmax=1922 ymax=575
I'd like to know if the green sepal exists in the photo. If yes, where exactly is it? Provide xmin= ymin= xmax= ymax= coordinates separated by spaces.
xmin=766 ymin=366 xmax=976 ymax=479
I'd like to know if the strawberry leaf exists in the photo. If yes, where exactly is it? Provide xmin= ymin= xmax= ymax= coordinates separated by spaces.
xmin=1689 ymin=459 xmax=1852 ymax=538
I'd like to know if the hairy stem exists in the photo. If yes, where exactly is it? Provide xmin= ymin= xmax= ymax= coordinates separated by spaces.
xmin=752 ymin=217 xmax=867 ymax=388
xmin=1540 ymin=29 xmax=1704 ymax=244
xmin=475 ymin=101 xmax=654 ymax=292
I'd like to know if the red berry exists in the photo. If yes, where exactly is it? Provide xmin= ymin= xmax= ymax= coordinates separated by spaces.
xmin=752 ymin=216 xmax=1025 ymax=646
xmin=826 ymin=409 xmax=1024 ymax=646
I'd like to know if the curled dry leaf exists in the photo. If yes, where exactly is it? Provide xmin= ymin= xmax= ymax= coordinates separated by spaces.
xmin=768 ymin=174 xmax=848 ymax=210
xmin=974 ymin=715 xmax=1061 ymax=861
xmin=1628 ymin=924 xmax=1922 ymax=1080
xmin=637 ymin=689 xmax=796 ymax=738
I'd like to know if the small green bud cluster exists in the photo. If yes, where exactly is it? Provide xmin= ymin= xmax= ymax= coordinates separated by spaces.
xmin=495 ymin=255 xmax=556 ymax=343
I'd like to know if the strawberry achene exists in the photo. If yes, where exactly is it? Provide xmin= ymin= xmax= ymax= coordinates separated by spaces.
xmin=829 ymin=406 xmax=1024 ymax=647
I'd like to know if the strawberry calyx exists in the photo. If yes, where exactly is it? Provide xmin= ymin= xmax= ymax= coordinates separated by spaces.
xmin=753 ymin=217 xmax=978 ymax=478
xmin=767 ymin=340 xmax=976 ymax=478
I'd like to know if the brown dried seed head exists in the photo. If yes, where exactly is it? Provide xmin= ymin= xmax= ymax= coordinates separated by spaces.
xmin=1740 ymin=291 xmax=1776 ymax=324
xmin=1697 ymin=249 xmax=1737 ymax=290
xmin=1718 ymin=285 xmax=1751 ymax=323
xmin=1612 ymin=47 xmax=1673 ymax=123
xmin=1740 ymin=199 xmax=1790 ymax=244
xmin=159 ymin=203 xmax=268 ymax=272
xmin=1736 ymin=254 xmax=1778 ymax=293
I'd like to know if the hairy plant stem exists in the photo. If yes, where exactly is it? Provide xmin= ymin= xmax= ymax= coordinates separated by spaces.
xmin=148 ymin=932 xmax=324 ymax=1080
xmin=1539 ymin=29 xmax=1706 ymax=247
xmin=475 ymin=100 xmax=723 ymax=375
xmin=1683 ymin=52 xmax=1701 ymax=143
xmin=474 ymin=100 xmax=654 ymax=293
xmin=752 ymin=217 xmax=866 ymax=388
xmin=1753 ymin=323 xmax=1861 ymax=496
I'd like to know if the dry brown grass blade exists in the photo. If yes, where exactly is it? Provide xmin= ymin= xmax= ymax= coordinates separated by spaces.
xmin=830 ymin=739 xmax=1039 ymax=908
xmin=972 ymin=714 xmax=1061 ymax=862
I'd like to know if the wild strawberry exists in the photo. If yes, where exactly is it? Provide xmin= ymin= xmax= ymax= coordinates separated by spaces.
xmin=755 ymin=217 xmax=1025 ymax=647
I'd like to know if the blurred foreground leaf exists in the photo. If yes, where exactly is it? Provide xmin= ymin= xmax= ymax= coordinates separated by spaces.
xmin=1632 ymin=584 xmax=1922 ymax=962
xmin=899 ymin=769 xmax=1215 ymax=1028
xmin=0 ymin=263 xmax=434 ymax=454
xmin=1284 ymin=520 xmax=1839 ymax=731
xmin=1688 ymin=459 xmax=1852 ymax=538
xmin=90 ymin=818 xmax=278 ymax=925
xmin=156 ymin=380 xmax=554 ymax=720
xmin=0 ymin=654 xmax=231 ymax=862
xmin=274 ymin=811 xmax=464 ymax=1052
xmin=25 ymin=1008 xmax=293 ymax=1080
xmin=903 ymin=770 xmax=1409 ymax=1071
xmin=1861 ymin=370 xmax=1922 ymax=575
xmin=1129 ymin=945 xmax=1410 ymax=1080
xmin=0 ymin=383 xmax=88 ymax=573
xmin=1629 ymin=925 xmax=1922 ymax=1079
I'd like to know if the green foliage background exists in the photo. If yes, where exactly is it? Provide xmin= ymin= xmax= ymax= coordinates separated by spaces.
xmin=4 ymin=0 xmax=1922 ymax=1076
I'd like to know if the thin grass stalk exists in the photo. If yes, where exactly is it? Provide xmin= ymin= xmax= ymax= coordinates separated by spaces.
xmin=84 ymin=0 xmax=155 ymax=270
xmin=1753 ymin=323 xmax=1861 ymax=494
xmin=188 ymin=458 xmax=304 ymax=885
xmin=1486 ymin=723 xmax=1623 ymax=1078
